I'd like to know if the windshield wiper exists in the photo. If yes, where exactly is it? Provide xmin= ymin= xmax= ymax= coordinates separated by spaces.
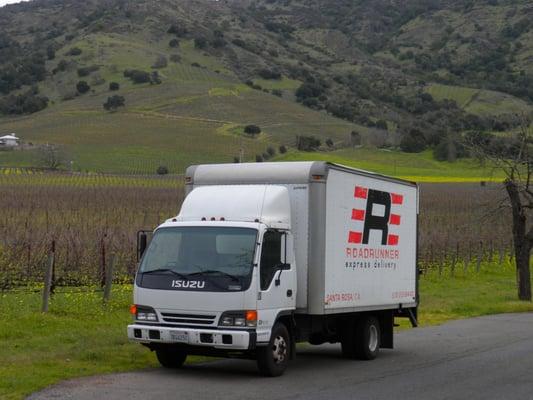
xmin=189 ymin=269 xmax=241 ymax=283
xmin=142 ymin=268 xmax=189 ymax=280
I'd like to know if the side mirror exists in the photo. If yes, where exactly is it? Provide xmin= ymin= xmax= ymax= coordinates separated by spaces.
xmin=137 ymin=231 xmax=152 ymax=261
xmin=276 ymin=263 xmax=291 ymax=271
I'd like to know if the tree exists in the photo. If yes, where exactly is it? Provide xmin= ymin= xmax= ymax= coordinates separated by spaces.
xmin=194 ymin=37 xmax=207 ymax=49
xmin=279 ymin=145 xmax=287 ymax=154
xmin=38 ymin=144 xmax=67 ymax=170
xmin=156 ymin=165 xmax=169 ymax=175
xmin=109 ymin=82 xmax=120 ymax=91
xmin=244 ymin=125 xmax=261 ymax=136
xmin=152 ymin=55 xmax=167 ymax=69
xmin=350 ymin=130 xmax=362 ymax=147
xmin=46 ymin=45 xmax=55 ymax=60
xmin=169 ymin=38 xmax=180 ymax=48
xmin=296 ymin=135 xmax=321 ymax=151
xmin=76 ymin=81 xmax=90 ymax=94
xmin=103 ymin=95 xmax=125 ymax=111
xmin=467 ymin=119 xmax=532 ymax=301
xmin=66 ymin=47 xmax=82 ymax=56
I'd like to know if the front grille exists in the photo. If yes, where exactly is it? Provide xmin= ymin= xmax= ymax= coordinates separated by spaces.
xmin=161 ymin=312 xmax=216 ymax=326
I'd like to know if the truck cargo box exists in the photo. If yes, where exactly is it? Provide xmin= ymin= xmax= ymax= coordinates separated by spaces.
xmin=186 ymin=161 xmax=418 ymax=315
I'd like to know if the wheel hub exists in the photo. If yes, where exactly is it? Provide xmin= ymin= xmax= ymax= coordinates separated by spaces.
xmin=368 ymin=325 xmax=378 ymax=352
xmin=272 ymin=335 xmax=287 ymax=364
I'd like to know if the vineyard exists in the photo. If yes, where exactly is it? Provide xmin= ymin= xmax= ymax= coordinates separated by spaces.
xmin=0 ymin=172 xmax=513 ymax=290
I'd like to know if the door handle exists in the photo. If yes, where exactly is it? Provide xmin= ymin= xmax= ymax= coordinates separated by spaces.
xmin=286 ymin=289 xmax=293 ymax=297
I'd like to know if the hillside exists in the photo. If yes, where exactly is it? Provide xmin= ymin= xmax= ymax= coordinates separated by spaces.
xmin=0 ymin=0 xmax=532 ymax=174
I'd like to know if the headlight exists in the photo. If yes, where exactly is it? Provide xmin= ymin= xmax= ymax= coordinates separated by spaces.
xmin=130 ymin=305 xmax=159 ymax=322
xmin=219 ymin=311 xmax=256 ymax=328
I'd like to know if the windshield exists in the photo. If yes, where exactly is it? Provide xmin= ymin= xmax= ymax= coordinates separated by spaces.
xmin=138 ymin=226 xmax=257 ymax=292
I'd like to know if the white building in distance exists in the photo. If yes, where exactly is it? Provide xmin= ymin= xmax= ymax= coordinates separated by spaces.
xmin=0 ymin=134 xmax=20 ymax=148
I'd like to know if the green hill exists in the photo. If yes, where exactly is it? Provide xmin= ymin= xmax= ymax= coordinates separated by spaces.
xmin=0 ymin=0 xmax=531 ymax=175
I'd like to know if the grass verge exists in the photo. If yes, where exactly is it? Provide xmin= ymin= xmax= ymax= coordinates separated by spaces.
xmin=2 ymin=262 xmax=532 ymax=399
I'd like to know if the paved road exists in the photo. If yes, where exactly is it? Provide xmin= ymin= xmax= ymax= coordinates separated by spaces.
xmin=29 ymin=313 xmax=533 ymax=400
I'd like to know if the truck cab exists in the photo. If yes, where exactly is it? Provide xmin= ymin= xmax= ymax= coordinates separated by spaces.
xmin=128 ymin=185 xmax=298 ymax=376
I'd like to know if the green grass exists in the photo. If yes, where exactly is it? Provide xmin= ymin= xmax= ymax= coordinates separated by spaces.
xmin=425 ymin=83 xmax=531 ymax=116
xmin=252 ymin=77 xmax=301 ymax=90
xmin=419 ymin=262 xmax=533 ymax=326
xmin=2 ymin=262 xmax=532 ymax=399
xmin=275 ymin=148 xmax=504 ymax=182
xmin=0 ymin=286 xmax=160 ymax=400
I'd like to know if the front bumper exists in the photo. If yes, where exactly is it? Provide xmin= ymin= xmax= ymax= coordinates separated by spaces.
xmin=127 ymin=324 xmax=253 ymax=350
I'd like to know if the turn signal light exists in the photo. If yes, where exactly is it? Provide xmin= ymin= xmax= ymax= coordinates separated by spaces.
xmin=245 ymin=310 xmax=257 ymax=322
xmin=129 ymin=304 xmax=137 ymax=315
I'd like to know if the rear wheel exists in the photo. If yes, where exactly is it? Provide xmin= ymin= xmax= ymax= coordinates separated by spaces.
xmin=257 ymin=323 xmax=290 ymax=377
xmin=155 ymin=347 xmax=187 ymax=368
xmin=341 ymin=316 xmax=380 ymax=360
xmin=355 ymin=316 xmax=380 ymax=360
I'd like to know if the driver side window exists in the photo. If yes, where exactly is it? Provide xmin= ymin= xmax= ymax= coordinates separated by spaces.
xmin=260 ymin=230 xmax=283 ymax=290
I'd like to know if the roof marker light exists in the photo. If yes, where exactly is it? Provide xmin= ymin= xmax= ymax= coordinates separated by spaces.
xmin=211 ymin=217 xmax=216 ymax=221
xmin=220 ymin=217 xmax=225 ymax=221
xmin=201 ymin=217 xmax=207 ymax=221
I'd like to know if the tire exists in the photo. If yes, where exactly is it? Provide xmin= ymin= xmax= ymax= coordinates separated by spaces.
xmin=257 ymin=323 xmax=290 ymax=377
xmin=156 ymin=347 xmax=187 ymax=369
xmin=354 ymin=316 xmax=380 ymax=360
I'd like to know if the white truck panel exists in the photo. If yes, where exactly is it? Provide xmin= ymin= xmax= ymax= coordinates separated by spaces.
xmin=323 ymin=169 xmax=417 ymax=310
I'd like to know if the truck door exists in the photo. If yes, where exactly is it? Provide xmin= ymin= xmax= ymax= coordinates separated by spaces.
xmin=256 ymin=230 xmax=296 ymax=342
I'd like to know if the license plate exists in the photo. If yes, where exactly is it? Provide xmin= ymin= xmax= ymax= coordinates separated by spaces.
xmin=170 ymin=331 xmax=188 ymax=343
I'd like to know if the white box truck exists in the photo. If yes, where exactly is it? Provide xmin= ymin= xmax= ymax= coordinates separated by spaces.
xmin=128 ymin=161 xmax=419 ymax=376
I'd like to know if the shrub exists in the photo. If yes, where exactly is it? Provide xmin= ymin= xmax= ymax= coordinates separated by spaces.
xmin=244 ymin=125 xmax=261 ymax=136
xmin=194 ymin=37 xmax=207 ymax=49
xmin=167 ymin=23 xmax=188 ymax=37
xmin=76 ymin=81 xmax=90 ymax=94
xmin=150 ymin=71 xmax=162 ymax=85
xmin=272 ymin=89 xmax=282 ymax=97
xmin=350 ymin=130 xmax=361 ymax=147
xmin=169 ymin=54 xmax=181 ymax=63
xmin=66 ymin=47 xmax=82 ymax=56
xmin=400 ymin=130 xmax=427 ymax=153
xmin=279 ymin=145 xmax=287 ymax=154
xmin=123 ymin=69 xmax=151 ymax=84
xmin=169 ymin=39 xmax=180 ymax=48
xmin=46 ymin=45 xmax=55 ymax=60
xmin=262 ymin=152 xmax=270 ymax=160
xmin=255 ymin=154 xmax=263 ymax=162
xmin=375 ymin=119 xmax=388 ymax=130
xmin=103 ymin=95 xmax=125 ymax=111
xmin=151 ymin=55 xmax=168 ymax=69
xmin=211 ymin=37 xmax=227 ymax=48
xmin=267 ymin=146 xmax=276 ymax=156
xmin=296 ymin=135 xmax=321 ymax=151
xmin=326 ymin=138 xmax=334 ymax=148
xmin=77 ymin=65 xmax=99 ymax=77
xmin=109 ymin=82 xmax=120 ymax=91
xmin=257 ymin=68 xmax=281 ymax=80
xmin=156 ymin=165 xmax=169 ymax=175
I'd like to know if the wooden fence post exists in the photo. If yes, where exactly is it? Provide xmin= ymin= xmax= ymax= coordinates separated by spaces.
xmin=41 ymin=244 xmax=55 ymax=313
xmin=476 ymin=241 xmax=483 ymax=272
xmin=103 ymin=253 xmax=115 ymax=303
xmin=100 ymin=235 xmax=107 ymax=288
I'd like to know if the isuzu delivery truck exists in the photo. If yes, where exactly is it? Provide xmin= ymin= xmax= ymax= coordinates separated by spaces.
xmin=128 ymin=161 xmax=419 ymax=376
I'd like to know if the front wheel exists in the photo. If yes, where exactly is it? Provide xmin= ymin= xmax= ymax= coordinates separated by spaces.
xmin=257 ymin=323 xmax=290 ymax=377
xmin=155 ymin=347 xmax=187 ymax=368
